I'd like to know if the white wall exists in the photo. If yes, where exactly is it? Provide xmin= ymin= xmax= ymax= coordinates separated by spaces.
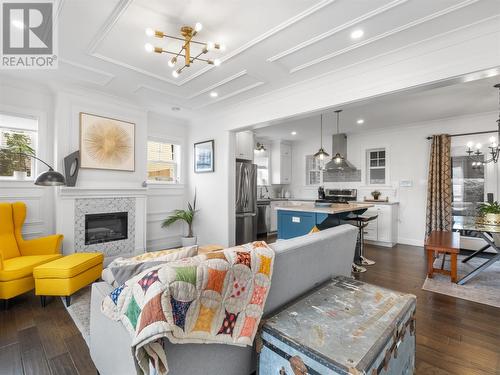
xmin=288 ymin=112 xmax=499 ymax=246
xmin=146 ymin=112 xmax=190 ymax=250
xmin=0 ymin=79 xmax=190 ymax=250
xmin=0 ymin=81 xmax=56 ymax=239
xmin=188 ymin=22 xmax=500 ymax=247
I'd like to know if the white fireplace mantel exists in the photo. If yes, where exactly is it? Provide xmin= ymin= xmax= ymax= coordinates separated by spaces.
xmin=58 ymin=186 xmax=147 ymax=199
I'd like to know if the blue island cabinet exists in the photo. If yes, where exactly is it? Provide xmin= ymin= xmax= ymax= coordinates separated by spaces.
xmin=277 ymin=210 xmax=329 ymax=239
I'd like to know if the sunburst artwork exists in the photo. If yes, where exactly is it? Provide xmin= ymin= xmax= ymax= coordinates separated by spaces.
xmin=80 ymin=113 xmax=135 ymax=171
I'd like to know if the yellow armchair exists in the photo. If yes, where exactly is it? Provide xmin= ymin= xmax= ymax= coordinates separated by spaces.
xmin=0 ymin=202 xmax=63 ymax=301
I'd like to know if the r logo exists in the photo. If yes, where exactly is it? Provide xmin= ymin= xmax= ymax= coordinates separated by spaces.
xmin=2 ymin=2 xmax=53 ymax=54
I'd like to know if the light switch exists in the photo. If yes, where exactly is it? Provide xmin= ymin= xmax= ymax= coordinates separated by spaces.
xmin=400 ymin=180 xmax=413 ymax=187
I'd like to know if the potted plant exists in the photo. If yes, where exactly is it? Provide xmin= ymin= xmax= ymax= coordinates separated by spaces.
xmin=477 ymin=201 xmax=500 ymax=225
xmin=371 ymin=190 xmax=381 ymax=200
xmin=5 ymin=133 xmax=35 ymax=180
xmin=162 ymin=193 xmax=198 ymax=246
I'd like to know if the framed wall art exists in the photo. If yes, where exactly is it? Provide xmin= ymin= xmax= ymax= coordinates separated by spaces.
xmin=80 ymin=112 xmax=135 ymax=171
xmin=194 ymin=140 xmax=214 ymax=173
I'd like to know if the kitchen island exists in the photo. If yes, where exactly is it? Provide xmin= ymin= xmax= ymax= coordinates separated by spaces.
xmin=276 ymin=202 xmax=373 ymax=240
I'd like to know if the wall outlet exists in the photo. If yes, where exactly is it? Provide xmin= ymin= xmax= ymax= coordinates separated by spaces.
xmin=400 ymin=180 xmax=413 ymax=187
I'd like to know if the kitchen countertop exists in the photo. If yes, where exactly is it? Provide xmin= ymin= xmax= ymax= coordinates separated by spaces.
xmin=275 ymin=202 xmax=374 ymax=214
xmin=355 ymin=200 xmax=399 ymax=205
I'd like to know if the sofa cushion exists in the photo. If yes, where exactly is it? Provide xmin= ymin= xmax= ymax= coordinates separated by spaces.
xmin=33 ymin=253 xmax=104 ymax=279
xmin=0 ymin=254 xmax=62 ymax=281
xmin=102 ymin=246 xmax=197 ymax=287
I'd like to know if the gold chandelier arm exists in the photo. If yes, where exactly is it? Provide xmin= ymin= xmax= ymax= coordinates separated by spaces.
xmin=156 ymin=33 xmax=207 ymax=46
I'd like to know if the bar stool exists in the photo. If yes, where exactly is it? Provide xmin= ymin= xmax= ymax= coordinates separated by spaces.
xmin=346 ymin=214 xmax=378 ymax=272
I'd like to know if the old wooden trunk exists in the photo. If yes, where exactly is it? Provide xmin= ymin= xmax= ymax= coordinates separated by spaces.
xmin=259 ymin=276 xmax=416 ymax=375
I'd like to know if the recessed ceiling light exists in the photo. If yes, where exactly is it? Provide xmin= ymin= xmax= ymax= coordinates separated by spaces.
xmin=210 ymin=91 xmax=218 ymax=98
xmin=291 ymin=131 xmax=297 ymax=135
xmin=350 ymin=29 xmax=364 ymax=40
xmin=356 ymin=119 xmax=365 ymax=125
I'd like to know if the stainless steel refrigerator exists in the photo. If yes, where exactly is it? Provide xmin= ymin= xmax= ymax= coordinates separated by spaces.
xmin=235 ymin=161 xmax=257 ymax=245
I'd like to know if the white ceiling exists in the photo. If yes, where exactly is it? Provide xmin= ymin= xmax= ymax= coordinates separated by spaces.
xmin=1 ymin=0 xmax=499 ymax=118
xmin=254 ymin=74 xmax=500 ymax=140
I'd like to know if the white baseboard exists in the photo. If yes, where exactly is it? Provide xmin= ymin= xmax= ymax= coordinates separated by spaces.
xmin=397 ymin=238 xmax=424 ymax=247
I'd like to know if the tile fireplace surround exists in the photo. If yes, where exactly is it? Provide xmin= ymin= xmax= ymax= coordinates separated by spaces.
xmin=56 ymin=187 xmax=147 ymax=265
xmin=75 ymin=197 xmax=135 ymax=257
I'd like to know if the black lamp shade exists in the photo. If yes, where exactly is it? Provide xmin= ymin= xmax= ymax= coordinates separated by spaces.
xmin=35 ymin=169 xmax=66 ymax=186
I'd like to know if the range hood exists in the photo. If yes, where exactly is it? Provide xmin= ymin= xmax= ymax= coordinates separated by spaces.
xmin=324 ymin=133 xmax=357 ymax=171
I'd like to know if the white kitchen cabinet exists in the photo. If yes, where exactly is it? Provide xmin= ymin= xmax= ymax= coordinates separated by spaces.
xmin=271 ymin=141 xmax=292 ymax=185
xmin=363 ymin=203 xmax=398 ymax=247
xmin=235 ymin=131 xmax=254 ymax=161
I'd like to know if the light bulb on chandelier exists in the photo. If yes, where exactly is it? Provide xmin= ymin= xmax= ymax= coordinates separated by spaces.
xmin=144 ymin=22 xmax=225 ymax=77
xmin=464 ymin=83 xmax=500 ymax=164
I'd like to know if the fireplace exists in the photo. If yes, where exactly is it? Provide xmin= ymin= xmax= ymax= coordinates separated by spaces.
xmin=85 ymin=212 xmax=128 ymax=245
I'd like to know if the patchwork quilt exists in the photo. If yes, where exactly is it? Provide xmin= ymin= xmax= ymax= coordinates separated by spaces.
xmin=101 ymin=241 xmax=275 ymax=375
xmin=101 ymin=246 xmax=198 ymax=287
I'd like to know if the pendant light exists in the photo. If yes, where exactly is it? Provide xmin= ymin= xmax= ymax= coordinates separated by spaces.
xmin=314 ymin=114 xmax=330 ymax=160
xmin=332 ymin=110 xmax=344 ymax=164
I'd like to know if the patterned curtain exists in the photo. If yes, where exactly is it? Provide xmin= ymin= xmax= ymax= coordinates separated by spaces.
xmin=425 ymin=134 xmax=452 ymax=235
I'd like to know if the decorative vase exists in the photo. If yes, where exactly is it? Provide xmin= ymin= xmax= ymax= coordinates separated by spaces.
xmin=476 ymin=213 xmax=500 ymax=225
xmin=181 ymin=236 xmax=197 ymax=247
xmin=13 ymin=171 xmax=27 ymax=180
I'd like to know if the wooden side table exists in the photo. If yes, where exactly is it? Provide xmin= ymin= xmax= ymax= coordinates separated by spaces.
xmin=424 ymin=231 xmax=460 ymax=283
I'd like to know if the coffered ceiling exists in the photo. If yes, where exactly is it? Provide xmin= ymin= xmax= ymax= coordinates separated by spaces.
xmin=2 ymin=0 xmax=499 ymax=118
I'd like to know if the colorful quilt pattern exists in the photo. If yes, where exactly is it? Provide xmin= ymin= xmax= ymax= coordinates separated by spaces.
xmin=102 ymin=241 xmax=275 ymax=375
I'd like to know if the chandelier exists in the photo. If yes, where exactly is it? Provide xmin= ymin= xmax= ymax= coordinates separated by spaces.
xmin=144 ymin=23 xmax=225 ymax=78
xmin=465 ymin=83 xmax=500 ymax=167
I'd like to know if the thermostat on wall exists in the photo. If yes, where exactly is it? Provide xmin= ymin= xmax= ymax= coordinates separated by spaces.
xmin=400 ymin=180 xmax=413 ymax=187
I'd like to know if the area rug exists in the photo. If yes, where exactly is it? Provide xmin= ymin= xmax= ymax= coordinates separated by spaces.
xmin=64 ymin=286 xmax=92 ymax=346
xmin=422 ymin=254 xmax=500 ymax=308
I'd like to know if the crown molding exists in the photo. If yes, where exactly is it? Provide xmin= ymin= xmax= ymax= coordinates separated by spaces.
xmin=194 ymin=81 xmax=264 ymax=109
xmin=289 ymin=0 xmax=480 ymax=73
xmin=187 ymin=70 xmax=248 ymax=99
xmin=86 ymin=0 xmax=133 ymax=54
xmin=60 ymin=59 xmax=115 ymax=86
xmin=267 ymin=0 xmax=408 ymax=62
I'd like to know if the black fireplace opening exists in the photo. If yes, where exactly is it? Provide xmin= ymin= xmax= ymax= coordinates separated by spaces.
xmin=85 ymin=212 xmax=128 ymax=245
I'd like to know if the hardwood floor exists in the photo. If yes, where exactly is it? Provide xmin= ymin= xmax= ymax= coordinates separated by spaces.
xmin=0 ymin=294 xmax=96 ymax=375
xmin=0 ymin=243 xmax=499 ymax=374
xmin=358 ymin=244 xmax=500 ymax=375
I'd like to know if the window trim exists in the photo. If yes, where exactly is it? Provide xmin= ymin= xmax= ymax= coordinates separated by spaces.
xmin=0 ymin=107 xmax=44 ymax=182
xmin=146 ymin=135 xmax=183 ymax=185
xmin=364 ymin=146 xmax=390 ymax=187
xmin=305 ymin=154 xmax=322 ymax=186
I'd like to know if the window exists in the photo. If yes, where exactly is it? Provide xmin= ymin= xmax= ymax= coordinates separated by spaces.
xmin=254 ymin=147 xmax=270 ymax=186
xmin=305 ymin=155 xmax=321 ymax=185
xmin=147 ymin=140 xmax=181 ymax=183
xmin=452 ymin=155 xmax=485 ymax=217
xmin=0 ymin=113 xmax=38 ymax=178
xmin=367 ymin=148 xmax=386 ymax=185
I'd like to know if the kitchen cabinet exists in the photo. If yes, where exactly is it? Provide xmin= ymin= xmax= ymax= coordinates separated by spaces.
xmin=271 ymin=141 xmax=292 ymax=184
xmin=363 ymin=203 xmax=398 ymax=247
xmin=236 ymin=131 xmax=254 ymax=161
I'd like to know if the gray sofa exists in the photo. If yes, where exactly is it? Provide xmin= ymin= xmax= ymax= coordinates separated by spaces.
xmin=90 ymin=225 xmax=357 ymax=375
